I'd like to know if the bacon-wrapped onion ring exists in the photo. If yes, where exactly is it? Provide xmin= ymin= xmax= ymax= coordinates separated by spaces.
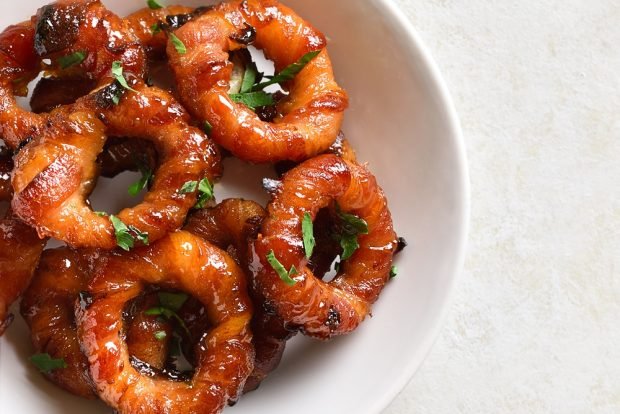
xmin=252 ymin=154 xmax=398 ymax=339
xmin=167 ymin=0 xmax=348 ymax=163
xmin=21 ymin=248 xmax=180 ymax=398
xmin=11 ymin=80 xmax=221 ymax=248
xmin=0 ymin=149 xmax=46 ymax=335
xmin=184 ymin=199 xmax=296 ymax=392
xmin=76 ymin=231 xmax=254 ymax=413
xmin=0 ymin=0 xmax=146 ymax=149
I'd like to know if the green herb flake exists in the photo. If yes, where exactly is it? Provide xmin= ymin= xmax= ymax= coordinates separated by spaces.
xmin=180 ymin=180 xmax=198 ymax=194
xmin=111 ymin=61 xmax=137 ymax=93
xmin=252 ymin=50 xmax=321 ymax=91
xmin=240 ymin=59 xmax=259 ymax=94
xmin=335 ymin=205 xmax=369 ymax=261
xmin=94 ymin=211 xmax=108 ymax=217
xmin=129 ymin=226 xmax=149 ymax=246
xmin=30 ymin=353 xmax=67 ymax=373
xmin=147 ymin=0 xmax=163 ymax=9
xmin=145 ymin=307 xmax=190 ymax=337
xmin=389 ymin=266 xmax=398 ymax=279
xmin=338 ymin=210 xmax=369 ymax=236
xmin=154 ymin=330 xmax=167 ymax=341
xmin=203 ymin=120 xmax=212 ymax=135
xmin=266 ymin=250 xmax=298 ymax=286
xmin=109 ymin=215 xmax=134 ymax=251
xmin=57 ymin=51 xmax=87 ymax=69
xmin=340 ymin=233 xmax=360 ymax=261
xmin=195 ymin=178 xmax=214 ymax=209
xmin=302 ymin=212 xmax=315 ymax=259
xmin=179 ymin=178 xmax=214 ymax=209
xmin=169 ymin=33 xmax=186 ymax=55
xmin=229 ymin=91 xmax=274 ymax=110
xmin=128 ymin=169 xmax=153 ymax=196
xmin=150 ymin=23 xmax=161 ymax=35
xmin=158 ymin=292 xmax=188 ymax=312
xmin=109 ymin=215 xmax=149 ymax=250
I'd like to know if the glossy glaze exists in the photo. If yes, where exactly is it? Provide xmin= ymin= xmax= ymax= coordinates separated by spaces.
xmin=167 ymin=0 xmax=348 ymax=163
xmin=252 ymin=155 xmax=398 ymax=339
xmin=125 ymin=5 xmax=195 ymax=59
xmin=21 ymin=248 xmax=179 ymax=398
xmin=30 ymin=77 xmax=96 ymax=113
xmin=20 ymin=248 xmax=98 ymax=398
xmin=75 ymin=231 xmax=254 ymax=414
xmin=12 ymin=80 xmax=222 ymax=248
xmin=185 ymin=198 xmax=296 ymax=393
xmin=34 ymin=0 xmax=146 ymax=79
xmin=0 ymin=22 xmax=45 ymax=148
xmin=0 ymin=149 xmax=46 ymax=335
xmin=0 ymin=0 xmax=147 ymax=149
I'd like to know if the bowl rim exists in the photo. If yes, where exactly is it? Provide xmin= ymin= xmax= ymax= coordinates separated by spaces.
xmin=368 ymin=0 xmax=470 ymax=412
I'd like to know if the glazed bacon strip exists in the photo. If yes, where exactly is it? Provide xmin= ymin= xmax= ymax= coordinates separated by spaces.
xmin=167 ymin=0 xmax=348 ymax=163
xmin=184 ymin=199 xmax=296 ymax=393
xmin=252 ymin=155 xmax=398 ymax=339
xmin=0 ymin=0 xmax=148 ymax=149
xmin=11 ymin=79 xmax=221 ymax=249
xmin=0 ymin=149 xmax=46 ymax=335
xmin=0 ymin=22 xmax=44 ymax=148
xmin=76 ymin=231 xmax=254 ymax=413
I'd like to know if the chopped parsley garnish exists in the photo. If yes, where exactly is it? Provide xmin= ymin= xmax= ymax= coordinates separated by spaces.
xmin=111 ymin=61 xmax=137 ymax=92
xmin=110 ymin=61 xmax=136 ymax=106
xmin=147 ymin=0 xmax=163 ymax=9
xmin=57 ymin=51 xmax=87 ymax=69
xmin=94 ymin=211 xmax=108 ymax=217
xmin=145 ymin=292 xmax=190 ymax=337
xmin=229 ymin=49 xmax=322 ymax=111
xmin=180 ymin=178 xmax=214 ymax=209
xmin=240 ymin=58 xmax=259 ymax=94
xmin=128 ymin=168 xmax=153 ymax=196
xmin=169 ymin=33 xmax=186 ymax=55
xmin=109 ymin=215 xmax=149 ymax=251
xmin=154 ymin=330 xmax=167 ymax=341
xmin=203 ymin=120 xmax=212 ymax=135
xmin=229 ymin=91 xmax=274 ymax=110
xmin=390 ymin=266 xmax=398 ymax=279
xmin=252 ymin=50 xmax=321 ymax=91
xmin=335 ymin=206 xmax=369 ymax=260
xmin=302 ymin=212 xmax=315 ymax=259
xmin=150 ymin=23 xmax=161 ymax=35
xmin=340 ymin=234 xmax=360 ymax=261
xmin=266 ymin=250 xmax=298 ymax=286
xmin=30 ymin=353 xmax=67 ymax=373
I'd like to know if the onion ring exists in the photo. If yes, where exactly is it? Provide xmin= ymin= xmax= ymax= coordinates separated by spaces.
xmin=11 ymin=80 xmax=221 ymax=249
xmin=251 ymin=154 xmax=398 ymax=339
xmin=21 ymin=248 xmax=177 ymax=398
xmin=76 ymin=231 xmax=254 ymax=413
xmin=184 ymin=198 xmax=296 ymax=392
xmin=0 ymin=0 xmax=146 ymax=149
xmin=167 ymin=0 xmax=348 ymax=163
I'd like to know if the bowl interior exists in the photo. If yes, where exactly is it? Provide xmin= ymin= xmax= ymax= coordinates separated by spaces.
xmin=0 ymin=1 xmax=468 ymax=413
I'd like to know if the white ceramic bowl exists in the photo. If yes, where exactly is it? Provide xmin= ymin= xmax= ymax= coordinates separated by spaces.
xmin=0 ymin=1 xmax=469 ymax=413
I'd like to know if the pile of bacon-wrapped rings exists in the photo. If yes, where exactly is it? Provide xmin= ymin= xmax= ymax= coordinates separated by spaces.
xmin=0 ymin=0 xmax=404 ymax=412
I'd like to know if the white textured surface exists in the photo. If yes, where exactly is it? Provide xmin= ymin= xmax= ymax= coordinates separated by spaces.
xmin=385 ymin=0 xmax=620 ymax=413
